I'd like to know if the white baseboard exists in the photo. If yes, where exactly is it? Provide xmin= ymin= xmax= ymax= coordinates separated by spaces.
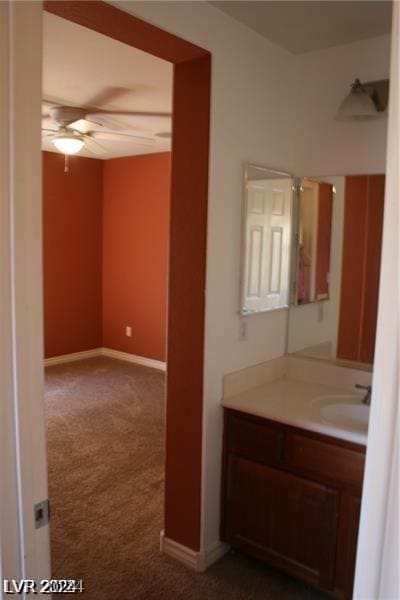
xmin=199 ymin=539 xmax=231 ymax=571
xmin=160 ymin=531 xmax=200 ymax=571
xmin=101 ymin=348 xmax=166 ymax=371
xmin=160 ymin=531 xmax=230 ymax=572
xmin=44 ymin=347 xmax=166 ymax=371
xmin=44 ymin=348 xmax=102 ymax=367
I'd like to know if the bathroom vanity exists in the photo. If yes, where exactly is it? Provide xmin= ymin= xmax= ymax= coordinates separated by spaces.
xmin=220 ymin=359 xmax=370 ymax=599
xmin=228 ymin=162 xmax=380 ymax=596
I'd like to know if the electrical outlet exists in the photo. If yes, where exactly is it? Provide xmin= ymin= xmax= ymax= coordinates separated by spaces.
xmin=126 ymin=326 xmax=132 ymax=337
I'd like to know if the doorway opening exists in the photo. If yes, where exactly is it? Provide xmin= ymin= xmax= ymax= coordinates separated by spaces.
xmin=42 ymin=0 xmax=211 ymax=591
xmin=42 ymin=9 xmax=173 ymax=589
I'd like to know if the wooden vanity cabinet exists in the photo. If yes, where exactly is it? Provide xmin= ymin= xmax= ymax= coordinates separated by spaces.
xmin=221 ymin=409 xmax=366 ymax=599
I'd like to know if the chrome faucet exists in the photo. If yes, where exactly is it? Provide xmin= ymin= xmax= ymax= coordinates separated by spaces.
xmin=355 ymin=384 xmax=372 ymax=406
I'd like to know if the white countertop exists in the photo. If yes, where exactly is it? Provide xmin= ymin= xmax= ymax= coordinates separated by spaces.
xmin=221 ymin=376 xmax=369 ymax=446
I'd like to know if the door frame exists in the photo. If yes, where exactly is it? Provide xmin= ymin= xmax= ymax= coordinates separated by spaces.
xmin=1 ymin=0 xmax=210 ymax=584
xmin=43 ymin=2 xmax=211 ymax=551
xmin=1 ymin=1 xmax=51 ymax=587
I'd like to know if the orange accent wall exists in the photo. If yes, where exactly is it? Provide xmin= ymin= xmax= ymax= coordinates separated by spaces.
xmin=43 ymin=151 xmax=103 ymax=358
xmin=102 ymin=153 xmax=170 ymax=362
xmin=337 ymin=175 xmax=385 ymax=364
xmin=43 ymin=151 xmax=171 ymax=363
xmin=361 ymin=175 xmax=385 ymax=363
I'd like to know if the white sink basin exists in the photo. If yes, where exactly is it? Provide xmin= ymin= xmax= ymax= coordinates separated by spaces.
xmin=313 ymin=395 xmax=370 ymax=433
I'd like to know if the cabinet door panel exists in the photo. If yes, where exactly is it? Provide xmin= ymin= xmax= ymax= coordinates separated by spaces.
xmin=226 ymin=412 xmax=284 ymax=466
xmin=224 ymin=456 xmax=339 ymax=590
xmin=286 ymin=433 xmax=365 ymax=491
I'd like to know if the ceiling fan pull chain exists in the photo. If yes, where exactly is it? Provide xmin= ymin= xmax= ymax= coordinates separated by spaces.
xmin=64 ymin=154 xmax=69 ymax=173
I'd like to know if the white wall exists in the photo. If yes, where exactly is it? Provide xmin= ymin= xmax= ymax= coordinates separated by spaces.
xmin=293 ymin=34 xmax=391 ymax=176
xmin=113 ymin=1 xmax=391 ymax=552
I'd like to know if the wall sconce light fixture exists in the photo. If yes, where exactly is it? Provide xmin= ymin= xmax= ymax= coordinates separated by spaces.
xmin=336 ymin=78 xmax=389 ymax=121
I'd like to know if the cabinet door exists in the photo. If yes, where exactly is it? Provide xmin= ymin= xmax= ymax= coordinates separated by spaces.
xmin=224 ymin=456 xmax=339 ymax=590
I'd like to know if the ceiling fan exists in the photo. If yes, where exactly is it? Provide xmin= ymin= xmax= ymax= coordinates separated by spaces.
xmin=42 ymin=89 xmax=172 ymax=156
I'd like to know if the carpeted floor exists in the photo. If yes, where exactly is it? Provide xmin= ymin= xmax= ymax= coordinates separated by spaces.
xmin=45 ymin=357 xmax=326 ymax=599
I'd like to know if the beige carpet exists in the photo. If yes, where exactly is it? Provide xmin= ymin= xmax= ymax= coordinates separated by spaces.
xmin=45 ymin=357 xmax=325 ymax=599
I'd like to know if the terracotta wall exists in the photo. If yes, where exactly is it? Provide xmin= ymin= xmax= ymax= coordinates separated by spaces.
xmin=337 ymin=174 xmax=385 ymax=364
xmin=43 ymin=151 xmax=170 ymax=362
xmin=102 ymin=153 xmax=170 ymax=362
xmin=43 ymin=151 xmax=103 ymax=358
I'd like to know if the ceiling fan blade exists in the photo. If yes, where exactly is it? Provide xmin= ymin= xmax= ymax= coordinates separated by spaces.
xmin=155 ymin=131 xmax=172 ymax=139
xmin=67 ymin=119 xmax=98 ymax=134
xmin=84 ymin=114 xmax=125 ymax=131
xmin=42 ymin=116 xmax=55 ymax=129
xmin=42 ymin=99 xmax=56 ymax=111
xmin=86 ymin=113 xmax=171 ymax=133
xmin=89 ymin=110 xmax=172 ymax=119
xmin=85 ymin=87 xmax=134 ymax=109
xmin=42 ymin=96 xmax=71 ymax=108
xmin=90 ymin=131 xmax=155 ymax=146
xmin=83 ymin=136 xmax=108 ymax=155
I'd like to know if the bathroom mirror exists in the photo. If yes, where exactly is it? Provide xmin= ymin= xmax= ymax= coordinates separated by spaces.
xmin=287 ymin=174 xmax=385 ymax=368
xmin=292 ymin=178 xmax=334 ymax=305
xmin=240 ymin=164 xmax=294 ymax=315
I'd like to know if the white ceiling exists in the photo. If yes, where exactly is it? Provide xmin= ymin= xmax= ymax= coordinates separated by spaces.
xmin=210 ymin=1 xmax=392 ymax=54
xmin=43 ymin=13 xmax=173 ymax=159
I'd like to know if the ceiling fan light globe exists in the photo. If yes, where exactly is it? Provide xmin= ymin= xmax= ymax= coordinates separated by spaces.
xmin=52 ymin=135 xmax=85 ymax=154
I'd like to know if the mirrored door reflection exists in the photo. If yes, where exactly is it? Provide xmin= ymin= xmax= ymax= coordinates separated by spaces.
xmin=295 ymin=178 xmax=334 ymax=305
xmin=241 ymin=165 xmax=294 ymax=315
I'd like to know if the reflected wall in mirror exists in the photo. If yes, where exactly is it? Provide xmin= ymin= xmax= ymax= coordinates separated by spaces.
xmin=241 ymin=164 xmax=293 ymax=315
xmin=293 ymin=178 xmax=334 ymax=305
xmin=288 ymin=174 xmax=385 ymax=367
